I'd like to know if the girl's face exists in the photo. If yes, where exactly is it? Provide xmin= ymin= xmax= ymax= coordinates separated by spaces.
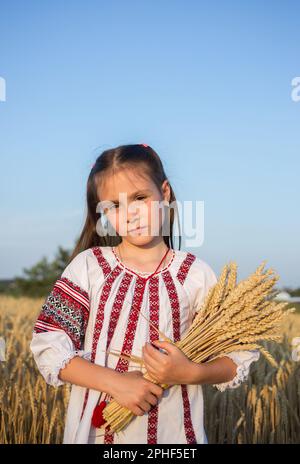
xmin=96 ymin=167 xmax=170 ymax=245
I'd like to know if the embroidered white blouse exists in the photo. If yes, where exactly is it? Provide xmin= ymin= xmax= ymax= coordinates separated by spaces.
xmin=30 ymin=246 xmax=260 ymax=444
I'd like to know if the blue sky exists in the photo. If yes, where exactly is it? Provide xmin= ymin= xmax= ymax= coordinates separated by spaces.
xmin=0 ymin=1 xmax=299 ymax=287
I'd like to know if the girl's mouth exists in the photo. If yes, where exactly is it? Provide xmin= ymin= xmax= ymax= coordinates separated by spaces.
xmin=129 ymin=225 xmax=148 ymax=233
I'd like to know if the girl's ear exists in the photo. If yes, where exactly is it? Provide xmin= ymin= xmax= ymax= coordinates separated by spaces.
xmin=161 ymin=179 xmax=171 ymax=203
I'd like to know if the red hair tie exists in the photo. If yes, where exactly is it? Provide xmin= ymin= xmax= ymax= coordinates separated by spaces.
xmin=140 ymin=143 xmax=148 ymax=147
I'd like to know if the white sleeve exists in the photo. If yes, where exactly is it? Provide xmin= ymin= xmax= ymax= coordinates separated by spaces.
xmin=30 ymin=250 xmax=92 ymax=387
xmin=212 ymin=350 xmax=260 ymax=392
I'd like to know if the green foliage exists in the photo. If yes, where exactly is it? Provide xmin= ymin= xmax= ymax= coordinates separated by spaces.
xmin=283 ymin=286 xmax=300 ymax=297
xmin=0 ymin=246 xmax=72 ymax=298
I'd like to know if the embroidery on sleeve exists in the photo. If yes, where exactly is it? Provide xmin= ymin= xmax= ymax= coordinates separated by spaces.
xmin=33 ymin=277 xmax=90 ymax=351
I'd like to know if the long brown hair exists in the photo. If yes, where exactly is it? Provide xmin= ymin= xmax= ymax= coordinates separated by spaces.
xmin=68 ymin=143 xmax=182 ymax=263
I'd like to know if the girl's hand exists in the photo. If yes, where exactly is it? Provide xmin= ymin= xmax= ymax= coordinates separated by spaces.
xmin=142 ymin=340 xmax=193 ymax=386
xmin=112 ymin=370 xmax=164 ymax=416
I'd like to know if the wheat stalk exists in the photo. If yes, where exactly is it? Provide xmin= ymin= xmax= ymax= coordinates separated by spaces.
xmin=99 ymin=260 xmax=295 ymax=433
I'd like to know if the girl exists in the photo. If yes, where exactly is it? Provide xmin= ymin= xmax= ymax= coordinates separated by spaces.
xmin=30 ymin=143 xmax=260 ymax=444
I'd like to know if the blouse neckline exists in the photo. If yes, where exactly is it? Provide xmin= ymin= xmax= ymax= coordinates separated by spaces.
xmin=111 ymin=246 xmax=176 ymax=278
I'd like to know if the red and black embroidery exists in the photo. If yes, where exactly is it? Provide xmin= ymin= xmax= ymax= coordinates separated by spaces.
xmin=80 ymin=247 xmax=127 ymax=421
xmin=177 ymin=252 xmax=196 ymax=285
xmin=33 ymin=276 xmax=90 ymax=351
xmin=147 ymin=275 xmax=160 ymax=444
xmin=77 ymin=247 xmax=199 ymax=443
xmin=92 ymin=246 xmax=113 ymax=278
xmin=103 ymin=275 xmax=148 ymax=444
xmin=163 ymin=262 xmax=198 ymax=444
xmin=105 ymin=272 xmax=134 ymax=360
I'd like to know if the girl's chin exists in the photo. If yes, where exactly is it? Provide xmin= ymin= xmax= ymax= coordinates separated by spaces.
xmin=128 ymin=232 xmax=151 ymax=240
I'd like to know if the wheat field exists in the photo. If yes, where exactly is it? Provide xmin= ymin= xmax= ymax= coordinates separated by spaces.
xmin=0 ymin=295 xmax=299 ymax=444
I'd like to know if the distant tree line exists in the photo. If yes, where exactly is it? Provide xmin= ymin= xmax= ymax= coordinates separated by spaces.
xmin=0 ymin=246 xmax=72 ymax=298
xmin=283 ymin=287 xmax=300 ymax=297
xmin=0 ymin=244 xmax=299 ymax=300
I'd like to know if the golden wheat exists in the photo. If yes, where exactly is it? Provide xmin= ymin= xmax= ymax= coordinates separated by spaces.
xmin=101 ymin=261 xmax=296 ymax=433
xmin=0 ymin=296 xmax=70 ymax=444
xmin=0 ymin=291 xmax=299 ymax=443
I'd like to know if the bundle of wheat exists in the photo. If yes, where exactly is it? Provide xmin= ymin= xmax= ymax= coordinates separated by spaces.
xmin=99 ymin=260 xmax=295 ymax=433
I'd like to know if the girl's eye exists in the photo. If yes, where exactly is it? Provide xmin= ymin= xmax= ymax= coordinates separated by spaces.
xmin=105 ymin=196 xmax=146 ymax=212
xmin=104 ymin=204 xmax=118 ymax=213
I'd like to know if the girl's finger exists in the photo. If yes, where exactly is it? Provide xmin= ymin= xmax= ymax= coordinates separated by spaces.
xmin=144 ymin=343 xmax=167 ymax=362
xmin=145 ymin=392 xmax=160 ymax=406
xmin=143 ymin=348 xmax=161 ymax=370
